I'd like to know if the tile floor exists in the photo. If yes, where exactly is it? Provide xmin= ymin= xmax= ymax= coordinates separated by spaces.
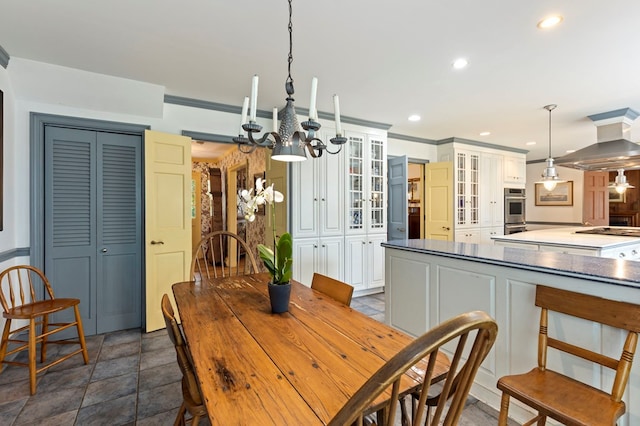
xmin=0 ymin=293 xmax=515 ymax=425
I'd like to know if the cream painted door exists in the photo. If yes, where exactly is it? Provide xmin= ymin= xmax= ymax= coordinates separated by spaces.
xmin=426 ymin=162 xmax=453 ymax=240
xmin=192 ymin=171 xmax=202 ymax=254
xmin=145 ymin=130 xmax=192 ymax=332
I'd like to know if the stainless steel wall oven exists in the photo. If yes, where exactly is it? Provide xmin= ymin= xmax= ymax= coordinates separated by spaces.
xmin=504 ymin=188 xmax=526 ymax=234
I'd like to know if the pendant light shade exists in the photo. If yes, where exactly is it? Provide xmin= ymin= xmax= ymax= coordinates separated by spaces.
xmin=537 ymin=104 xmax=565 ymax=191
xmin=609 ymin=169 xmax=635 ymax=194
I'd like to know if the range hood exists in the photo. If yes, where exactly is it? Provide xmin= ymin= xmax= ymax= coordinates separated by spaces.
xmin=555 ymin=108 xmax=640 ymax=171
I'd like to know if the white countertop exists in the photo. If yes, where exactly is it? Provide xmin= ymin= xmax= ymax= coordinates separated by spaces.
xmin=491 ymin=226 xmax=640 ymax=249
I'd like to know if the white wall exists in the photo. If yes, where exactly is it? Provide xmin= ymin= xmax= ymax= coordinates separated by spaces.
xmin=387 ymin=136 xmax=437 ymax=161
xmin=525 ymin=162 xmax=585 ymax=226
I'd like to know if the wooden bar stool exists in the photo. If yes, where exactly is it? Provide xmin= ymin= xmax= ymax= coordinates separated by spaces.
xmin=0 ymin=265 xmax=89 ymax=394
xmin=497 ymin=285 xmax=640 ymax=425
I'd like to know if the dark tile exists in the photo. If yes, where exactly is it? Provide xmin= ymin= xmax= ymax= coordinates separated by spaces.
xmin=141 ymin=333 xmax=172 ymax=353
xmin=91 ymin=354 xmax=139 ymax=382
xmin=97 ymin=341 xmax=140 ymax=362
xmin=136 ymin=381 xmax=182 ymax=420
xmin=139 ymin=346 xmax=175 ymax=371
xmin=0 ymin=378 xmax=34 ymax=404
xmin=102 ymin=329 xmax=141 ymax=347
xmin=135 ymin=407 xmax=180 ymax=426
xmin=34 ymin=410 xmax=78 ymax=426
xmin=37 ymin=364 xmax=93 ymax=393
xmin=142 ymin=329 xmax=167 ymax=340
xmin=138 ymin=361 xmax=181 ymax=392
xmin=76 ymin=393 xmax=136 ymax=426
xmin=82 ymin=372 xmax=137 ymax=408
xmin=0 ymin=397 xmax=28 ymax=425
xmin=13 ymin=386 xmax=84 ymax=425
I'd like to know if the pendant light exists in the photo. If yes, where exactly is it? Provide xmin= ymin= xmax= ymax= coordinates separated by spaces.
xmin=537 ymin=104 xmax=565 ymax=191
xmin=610 ymin=169 xmax=635 ymax=194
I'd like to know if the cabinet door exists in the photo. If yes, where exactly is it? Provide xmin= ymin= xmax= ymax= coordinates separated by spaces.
xmin=480 ymin=227 xmax=503 ymax=244
xmin=291 ymin=159 xmax=320 ymax=238
xmin=344 ymin=236 xmax=367 ymax=291
xmin=320 ymin=145 xmax=344 ymax=236
xmin=504 ymin=155 xmax=526 ymax=186
xmin=347 ymin=134 xmax=366 ymax=234
xmin=368 ymin=135 xmax=387 ymax=233
xmin=292 ymin=239 xmax=319 ymax=287
xmin=455 ymin=230 xmax=481 ymax=244
xmin=480 ymin=154 xmax=504 ymax=228
xmin=455 ymin=150 xmax=479 ymax=228
xmin=318 ymin=237 xmax=344 ymax=281
xmin=368 ymin=234 xmax=386 ymax=289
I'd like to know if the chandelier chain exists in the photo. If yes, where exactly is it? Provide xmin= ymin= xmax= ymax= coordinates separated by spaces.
xmin=286 ymin=0 xmax=294 ymax=90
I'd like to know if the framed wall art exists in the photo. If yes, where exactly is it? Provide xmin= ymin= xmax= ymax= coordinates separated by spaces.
xmin=609 ymin=186 xmax=626 ymax=203
xmin=534 ymin=181 xmax=573 ymax=206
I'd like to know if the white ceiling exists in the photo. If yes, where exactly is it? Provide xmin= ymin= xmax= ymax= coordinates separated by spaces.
xmin=2 ymin=0 xmax=640 ymax=161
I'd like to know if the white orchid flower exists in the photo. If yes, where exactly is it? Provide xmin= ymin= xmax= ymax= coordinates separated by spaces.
xmin=273 ymin=190 xmax=284 ymax=203
xmin=255 ymin=178 xmax=264 ymax=192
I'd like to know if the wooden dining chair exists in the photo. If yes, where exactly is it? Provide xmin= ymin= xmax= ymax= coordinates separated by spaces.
xmin=161 ymin=294 xmax=207 ymax=426
xmin=0 ymin=265 xmax=89 ymax=395
xmin=190 ymin=230 xmax=259 ymax=280
xmin=497 ymin=285 xmax=640 ymax=426
xmin=328 ymin=310 xmax=498 ymax=426
xmin=311 ymin=272 xmax=354 ymax=306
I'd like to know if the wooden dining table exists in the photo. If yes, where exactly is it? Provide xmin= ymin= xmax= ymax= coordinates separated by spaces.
xmin=172 ymin=273 xmax=450 ymax=425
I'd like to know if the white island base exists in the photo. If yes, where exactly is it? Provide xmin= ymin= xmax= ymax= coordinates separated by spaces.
xmin=384 ymin=240 xmax=640 ymax=425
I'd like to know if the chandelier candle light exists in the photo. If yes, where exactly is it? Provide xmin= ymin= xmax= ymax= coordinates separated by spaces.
xmin=233 ymin=0 xmax=346 ymax=161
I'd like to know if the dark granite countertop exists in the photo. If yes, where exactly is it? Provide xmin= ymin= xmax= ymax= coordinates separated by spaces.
xmin=382 ymin=239 xmax=640 ymax=289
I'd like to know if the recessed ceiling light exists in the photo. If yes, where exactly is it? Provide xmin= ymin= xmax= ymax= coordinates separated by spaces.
xmin=526 ymin=141 xmax=537 ymax=146
xmin=537 ymin=15 xmax=563 ymax=29
xmin=565 ymin=149 xmax=575 ymax=153
xmin=408 ymin=114 xmax=421 ymax=122
xmin=452 ymin=58 xmax=468 ymax=69
xmin=479 ymin=131 xmax=490 ymax=136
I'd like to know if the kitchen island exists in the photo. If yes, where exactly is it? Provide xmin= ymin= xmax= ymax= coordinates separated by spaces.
xmin=492 ymin=226 xmax=640 ymax=259
xmin=383 ymin=239 xmax=640 ymax=425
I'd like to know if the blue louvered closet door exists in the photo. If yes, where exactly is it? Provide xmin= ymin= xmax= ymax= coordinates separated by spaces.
xmin=44 ymin=126 xmax=142 ymax=335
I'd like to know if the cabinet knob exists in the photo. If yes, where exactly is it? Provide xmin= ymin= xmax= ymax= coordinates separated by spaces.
xmin=619 ymin=253 xmax=626 ymax=258
xmin=314 ymin=244 xmax=318 ymax=248
xmin=633 ymin=250 xmax=638 ymax=255
xmin=101 ymin=248 xmax=108 ymax=253
xmin=362 ymin=241 xmax=366 ymax=245
xmin=321 ymin=198 xmax=325 ymax=201
xmin=314 ymin=198 xmax=318 ymax=201
xmin=322 ymin=244 xmax=326 ymax=247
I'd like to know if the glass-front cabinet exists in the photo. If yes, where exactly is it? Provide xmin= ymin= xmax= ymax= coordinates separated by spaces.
xmin=347 ymin=133 xmax=386 ymax=234
xmin=455 ymin=150 xmax=479 ymax=228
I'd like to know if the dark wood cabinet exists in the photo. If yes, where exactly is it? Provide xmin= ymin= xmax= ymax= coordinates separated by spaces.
xmin=408 ymin=207 xmax=421 ymax=239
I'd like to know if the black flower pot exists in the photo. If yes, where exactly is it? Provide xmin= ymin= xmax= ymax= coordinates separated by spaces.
xmin=268 ymin=281 xmax=291 ymax=313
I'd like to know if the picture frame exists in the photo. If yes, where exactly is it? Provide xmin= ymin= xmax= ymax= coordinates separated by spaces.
xmin=609 ymin=185 xmax=626 ymax=203
xmin=534 ymin=181 xmax=573 ymax=206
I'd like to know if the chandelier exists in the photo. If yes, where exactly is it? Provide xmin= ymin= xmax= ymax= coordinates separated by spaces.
xmin=537 ymin=104 xmax=566 ymax=191
xmin=232 ymin=0 xmax=346 ymax=162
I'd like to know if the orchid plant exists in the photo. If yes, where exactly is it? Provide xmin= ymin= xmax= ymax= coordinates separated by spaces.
xmin=239 ymin=178 xmax=292 ymax=285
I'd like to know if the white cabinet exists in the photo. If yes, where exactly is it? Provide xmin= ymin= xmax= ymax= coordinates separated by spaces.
xmin=346 ymin=132 xmax=387 ymax=235
xmin=480 ymin=226 xmax=503 ymax=244
xmin=291 ymin=142 xmax=344 ymax=238
xmin=344 ymin=234 xmax=386 ymax=293
xmin=504 ymin=154 xmax=526 ymax=187
xmin=480 ymin=154 xmax=504 ymax=229
xmin=292 ymin=237 xmax=344 ymax=287
xmin=455 ymin=230 xmax=481 ymax=244
xmin=454 ymin=149 xmax=480 ymax=229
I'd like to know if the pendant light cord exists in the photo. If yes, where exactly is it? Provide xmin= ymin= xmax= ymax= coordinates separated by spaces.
xmin=544 ymin=104 xmax=557 ymax=158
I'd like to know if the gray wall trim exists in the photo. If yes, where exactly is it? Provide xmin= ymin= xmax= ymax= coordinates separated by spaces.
xmin=30 ymin=113 xmax=150 ymax=270
xmin=0 ymin=44 xmax=9 ymax=69
xmin=588 ymin=108 xmax=640 ymax=122
xmin=165 ymin=94 xmax=392 ymax=131
xmin=388 ymin=132 xmax=437 ymax=145
xmin=436 ymin=136 xmax=529 ymax=154
xmin=181 ymin=130 xmax=235 ymax=144
xmin=0 ymin=247 xmax=30 ymax=263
